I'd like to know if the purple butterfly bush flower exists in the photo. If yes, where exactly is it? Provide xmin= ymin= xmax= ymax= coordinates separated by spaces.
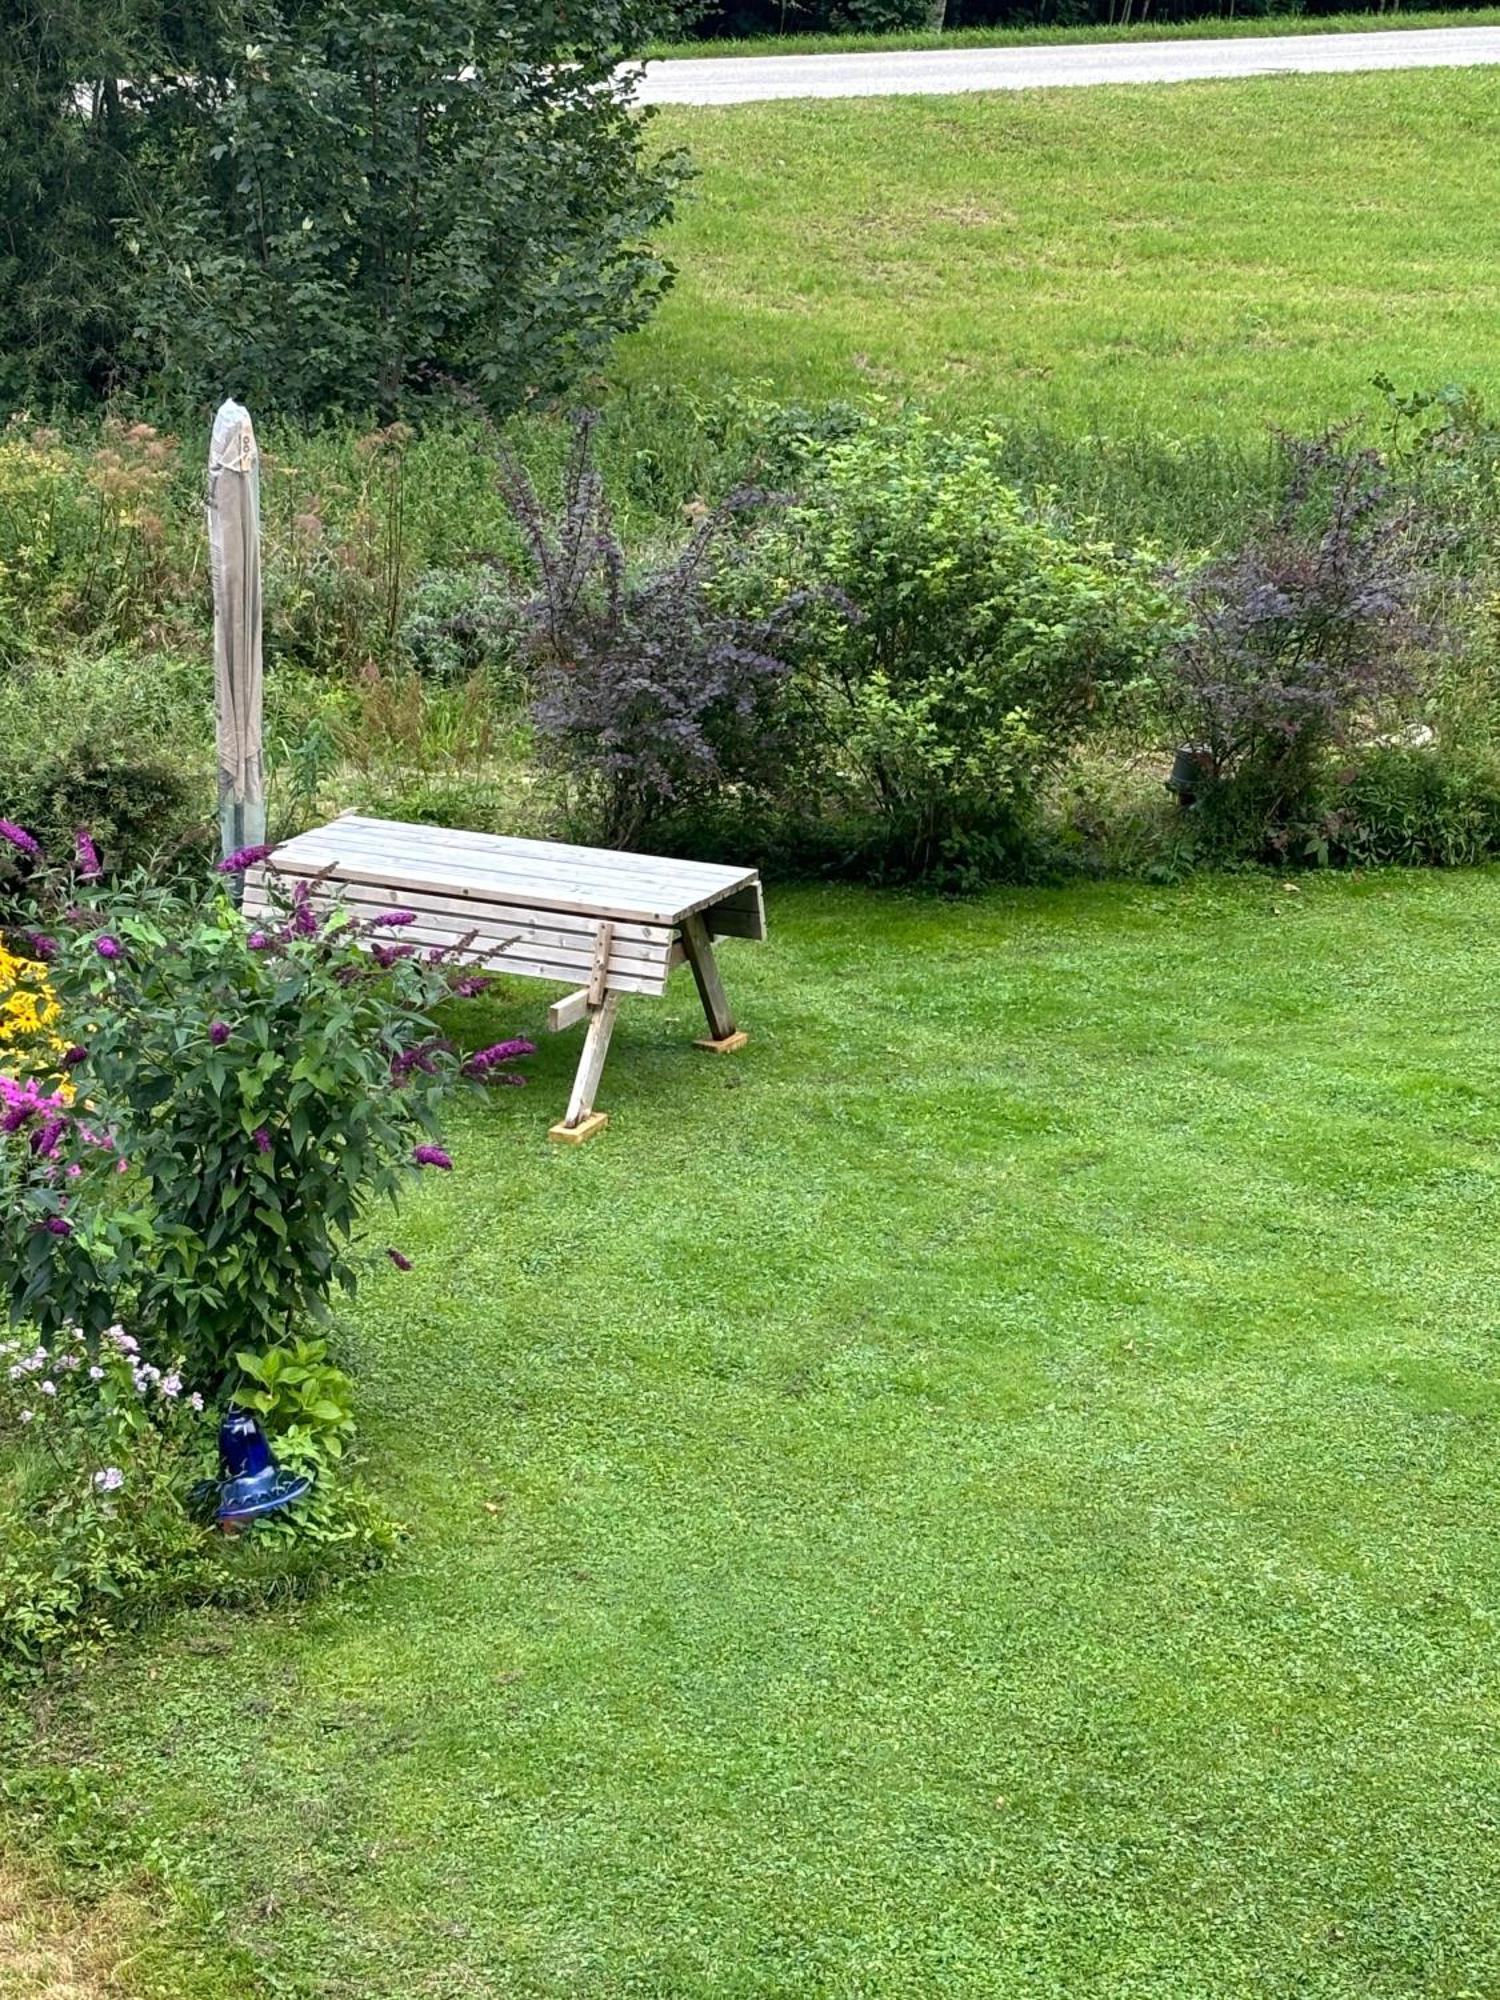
xmin=252 ymin=1127 xmax=271 ymax=1154
xmin=287 ymin=880 xmax=322 ymax=937
xmin=1 ymin=1075 xmax=67 ymax=1134
xmin=386 ymin=1248 xmax=414 ymax=1271
xmin=0 ymin=819 xmax=41 ymax=862
xmin=61 ymin=1045 xmax=88 ymax=1067
xmin=246 ymin=930 xmax=271 ymax=950
xmin=372 ymin=942 xmax=415 ymax=969
xmin=74 ymin=827 xmax=103 ymax=881
xmin=44 ymin=1217 xmax=73 ymax=1236
xmin=29 ymin=1116 xmax=68 ymax=1160
xmin=391 ymin=1038 xmax=449 ymax=1082
xmin=452 ymin=975 xmax=494 ymax=998
xmin=22 ymin=932 xmax=57 ymax=962
xmin=95 ymin=934 xmax=122 ymax=960
xmin=218 ymin=842 xmax=275 ymax=874
xmin=209 ymin=1021 xmax=230 ymax=1046
xmin=368 ymin=910 xmax=417 ymax=929
xmin=464 ymin=1039 xmax=536 ymax=1079
xmin=412 ymin=1144 xmax=453 ymax=1170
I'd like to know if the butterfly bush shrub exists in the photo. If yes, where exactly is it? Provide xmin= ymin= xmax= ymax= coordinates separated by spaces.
xmin=501 ymin=412 xmax=804 ymax=849
xmin=1153 ymin=434 xmax=1441 ymax=860
xmin=0 ymin=826 xmax=530 ymax=1385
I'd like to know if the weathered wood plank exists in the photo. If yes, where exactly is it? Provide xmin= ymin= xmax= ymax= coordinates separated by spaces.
xmin=546 ymin=987 xmax=592 ymax=1033
xmin=291 ymin=818 xmax=753 ymax=901
xmin=586 ymin=921 xmax=614 ymax=1008
xmin=680 ymin=912 xmax=737 ymax=1041
xmin=705 ymin=881 xmax=767 ymax=942
xmin=241 ymin=880 xmax=672 ymax=965
xmin=562 ymin=992 xmax=620 ymax=1127
xmin=328 ymin=814 xmax=752 ymax=895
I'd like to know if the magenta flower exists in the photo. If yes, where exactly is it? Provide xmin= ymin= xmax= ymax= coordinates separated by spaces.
xmin=386 ymin=1248 xmax=414 ymax=1271
xmin=30 ymin=1116 xmax=68 ymax=1159
xmin=453 ymin=975 xmax=493 ymax=998
xmin=391 ymin=1038 xmax=448 ymax=1081
xmin=412 ymin=1144 xmax=453 ymax=1170
xmin=0 ymin=818 xmax=41 ymax=862
xmin=252 ymin=1127 xmax=271 ymax=1154
xmin=246 ymin=930 xmax=271 ymax=950
xmin=372 ymin=942 xmax=415 ymax=969
xmin=368 ymin=910 xmax=417 ymax=929
xmin=287 ymin=881 xmax=322 ymax=937
xmin=464 ymin=1040 xmax=536 ymax=1083
xmin=95 ymin=935 xmax=122 ymax=960
xmin=209 ymin=1021 xmax=230 ymax=1046
xmin=74 ymin=827 xmax=103 ymax=881
xmin=44 ymin=1217 xmax=73 ymax=1236
xmin=218 ymin=842 xmax=275 ymax=874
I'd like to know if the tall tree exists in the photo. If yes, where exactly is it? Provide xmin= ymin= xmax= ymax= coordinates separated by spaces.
xmin=0 ymin=0 xmax=685 ymax=417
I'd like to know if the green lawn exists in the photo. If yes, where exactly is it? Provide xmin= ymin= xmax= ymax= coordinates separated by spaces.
xmin=621 ymin=69 xmax=1500 ymax=435
xmin=646 ymin=7 xmax=1500 ymax=62
xmin=9 ymin=869 xmax=1500 ymax=1997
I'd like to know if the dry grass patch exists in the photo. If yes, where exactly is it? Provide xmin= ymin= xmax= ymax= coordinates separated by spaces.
xmin=0 ymin=1859 xmax=131 ymax=2000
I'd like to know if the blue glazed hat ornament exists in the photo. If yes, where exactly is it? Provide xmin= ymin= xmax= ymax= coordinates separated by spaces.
xmin=216 ymin=1406 xmax=311 ymax=1528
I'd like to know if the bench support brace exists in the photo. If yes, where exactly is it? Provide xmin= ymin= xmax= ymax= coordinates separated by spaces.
xmin=681 ymin=913 xmax=746 ymax=1051
xmin=549 ymin=990 xmax=620 ymax=1144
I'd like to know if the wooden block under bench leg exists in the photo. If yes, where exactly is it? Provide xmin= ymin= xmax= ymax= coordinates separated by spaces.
xmin=549 ymin=1111 xmax=609 ymax=1144
xmin=694 ymin=1030 xmax=749 ymax=1054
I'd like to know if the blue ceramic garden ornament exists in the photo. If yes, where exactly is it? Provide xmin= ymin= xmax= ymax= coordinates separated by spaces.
xmin=216 ymin=1406 xmax=311 ymax=1526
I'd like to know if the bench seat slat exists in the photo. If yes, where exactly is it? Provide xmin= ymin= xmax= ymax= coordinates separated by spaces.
xmin=269 ymin=818 xmax=755 ymax=926
xmin=242 ymin=880 xmax=673 ymax=965
xmin=241 ymin=892 xmax=674 ymax=993
xmin=328 ymin=815 xmax=753 ymax=897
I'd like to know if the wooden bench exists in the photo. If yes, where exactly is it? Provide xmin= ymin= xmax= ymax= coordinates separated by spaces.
xmin=243 ymin=814 xmax=765 ymax=1141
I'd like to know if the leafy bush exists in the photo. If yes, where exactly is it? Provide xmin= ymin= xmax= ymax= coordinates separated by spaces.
xmin=0 ymin=826 xmax=532 ymax=1383
xmin=502 ymin=414 xmax=800 ymax=848
xmin=1154 ymin=435 xmax=1441 ymax=862
xmin=399 ymin=562 xmax=524 ymax=686
xmin=729 ymin=419 xmax=1180 ymax=884
xmin=1326 ymin=742 xmax=1500 ymax=868
xmin=7 ymin=3 xmax=686 ymax=417
xmin=0 ymin=1321 xmax=210 ymax=1672
xmin=0 ymin=1317 xmax=397 ymax=1678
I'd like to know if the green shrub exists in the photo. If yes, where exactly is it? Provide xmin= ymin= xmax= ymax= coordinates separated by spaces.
xmin=0 ymin=652 xmax=212 ymax=895
xmin=0 ymin=1319 xmax=396 ymax=1679
xmin=399 ymin=562 xmax=524 ymax=686
xmin=0 ymin=852 xmax=532 ymax=1383
xmin=730 ymin=419 xmax=1180 ymax=885
xmin=6 ymin=5 xmax=685 ymax=418
xmin=1328 ymin=742 xmax=1500 ymax=868
xmin=1155 ymin=436 xmax=1441 ymax=864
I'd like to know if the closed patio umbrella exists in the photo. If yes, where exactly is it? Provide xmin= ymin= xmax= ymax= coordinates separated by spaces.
xmin=208 ymin=399 xmax=265 ymax=876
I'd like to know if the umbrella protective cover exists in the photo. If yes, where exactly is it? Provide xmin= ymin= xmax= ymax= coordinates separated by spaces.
xmin=208 ymin=398 xmax=266 ymax=866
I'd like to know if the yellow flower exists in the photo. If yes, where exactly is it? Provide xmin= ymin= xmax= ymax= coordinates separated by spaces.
xmin=0 ymin=942 xmax=71 ymax=1088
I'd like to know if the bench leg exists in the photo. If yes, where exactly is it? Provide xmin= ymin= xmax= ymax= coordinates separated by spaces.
xmin=549 ymin=993 xmax=620 ymax=1143
xmin=681 ymin=913 xmax=748 ymax=1053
